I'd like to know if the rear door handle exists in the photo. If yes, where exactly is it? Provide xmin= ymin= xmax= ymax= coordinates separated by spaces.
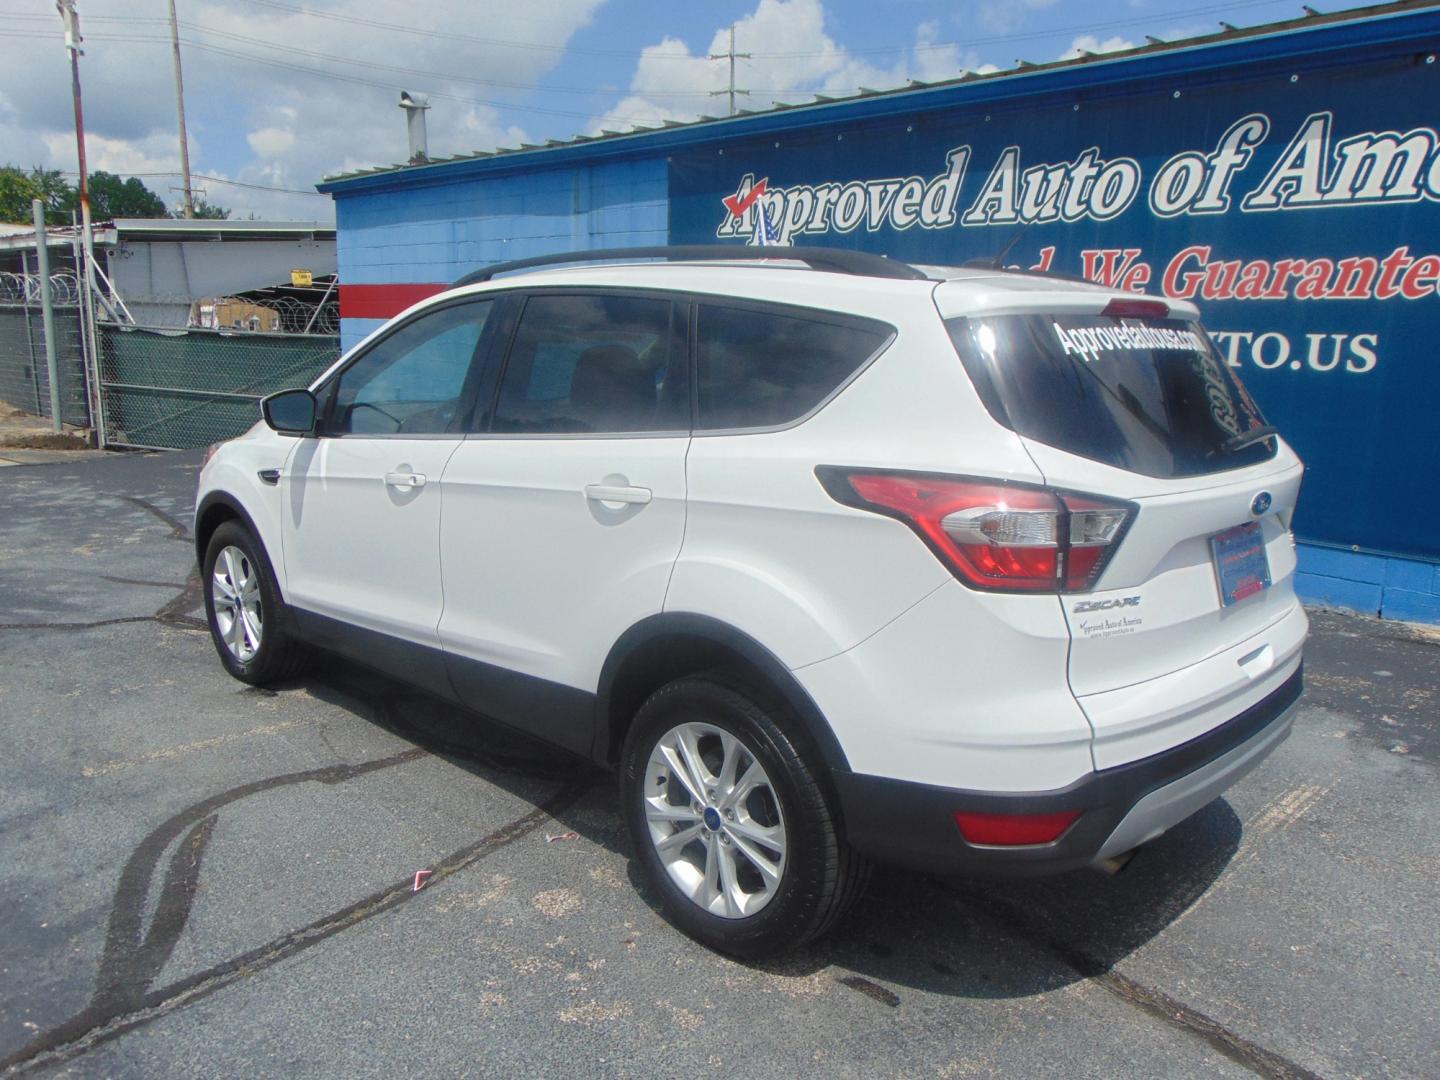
xmin=384 ymin=471 xmax=427 ymax=490
xmin=585 ymin=483 xmax=651 ymax=505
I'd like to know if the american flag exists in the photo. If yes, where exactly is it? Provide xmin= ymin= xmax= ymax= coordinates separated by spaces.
xmin=752 ymin=204 xmax=780 ymax=246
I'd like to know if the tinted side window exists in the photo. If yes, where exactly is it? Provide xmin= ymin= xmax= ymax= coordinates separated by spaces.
xmin=696 ymin=304 xmax=892 ymax=430
xmin=331 ymin=300 xmax=492 ymax=435
xmin=492 ymin=294 xmax=684 ymax=435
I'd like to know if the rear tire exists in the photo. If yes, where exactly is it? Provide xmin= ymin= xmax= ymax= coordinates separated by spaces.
xmin=620 ymin=673 xmax=868 ymax=958
xmin=202 ymin=520 xmax=309 ymax=685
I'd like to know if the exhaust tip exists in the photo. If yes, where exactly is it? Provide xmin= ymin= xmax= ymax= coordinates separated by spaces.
xmin=1092 ymin=849 xmax=1137 ymax=876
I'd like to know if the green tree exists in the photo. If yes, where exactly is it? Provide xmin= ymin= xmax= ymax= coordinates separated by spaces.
xmin=86 ymin=171 xmax=167 ymax=219
xmin=0 ymin=166 xmax=74 ymax=225
xmin=0 ymin=166 xmax=39 ymax=223
xmin=2 ymin=165 xmax=232 ymax=224
xmin=29 ymin=168 xmax=73 ymax=223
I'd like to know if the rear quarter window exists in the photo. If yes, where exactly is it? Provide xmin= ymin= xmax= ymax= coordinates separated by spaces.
xmin=947 ymin=313 xmax=1276 ymax=478
xmin=696 ymin=302 xmax=893 ymax=431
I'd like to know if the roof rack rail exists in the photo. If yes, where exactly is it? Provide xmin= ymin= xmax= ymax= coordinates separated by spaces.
xmin=452 ymin=245 xmax=928 ymax=287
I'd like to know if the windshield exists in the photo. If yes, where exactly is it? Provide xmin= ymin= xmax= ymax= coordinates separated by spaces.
xmin=947 ymin=313 xmax=1276 ymax=478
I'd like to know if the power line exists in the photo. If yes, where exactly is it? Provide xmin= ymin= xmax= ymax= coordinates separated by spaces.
xmin=0 ymin=28 xmax=647 ymax=123
xmin=59 ymin=169 xmax=327 ymax=196
xmin=226 ymin=0 xmax=1287 ymax=60
xmin=0 ymin=0 xmax=1294 ymax=75
xmin=228 ymin=0 xmax=672 ymax=59
xmin=134 ymin=35 xmax=643 ymax=122
xmin=4 ymin=0 xmax=1286 ymax=61
xmin=174 ymin=172 xmax=327 ymax=197
xmin=0 ymin=15 xmax=692 ymax=95
xmin=170 ymin=19 xmax=721 ymax=96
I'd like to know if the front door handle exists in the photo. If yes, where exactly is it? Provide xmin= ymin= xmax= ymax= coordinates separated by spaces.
xmin=585 ymin=483 xmax=651 ymax=505
xmin=384 ymin=470 xmax=427 ymax=490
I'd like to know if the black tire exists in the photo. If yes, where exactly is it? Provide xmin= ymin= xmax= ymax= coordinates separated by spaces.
xmin=619 ymin=673 xmax=869 ymax=958
xmin=202 ymin=520 xmax=309 ymax=685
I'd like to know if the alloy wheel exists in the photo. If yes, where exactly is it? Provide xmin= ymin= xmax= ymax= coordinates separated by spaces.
xmin=643 ymin=721 xmax=787 ymax=919
xmin=212 ymin=545 xmax=263 ymax=662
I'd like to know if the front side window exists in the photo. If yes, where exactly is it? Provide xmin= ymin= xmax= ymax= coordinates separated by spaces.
xmin=330 ymin=300 xmax=492 ymax=435
xmin=492 ymin=294 xmax=684 ymax=435
xmin=695 ymin=303 xmax=892 ymax=431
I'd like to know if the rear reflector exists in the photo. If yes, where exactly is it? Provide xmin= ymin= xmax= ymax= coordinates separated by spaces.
xmin=954 ymin=809 xmax=1082 ymax=846
xmin=816 ymin=469 xmax=1134 ymax=593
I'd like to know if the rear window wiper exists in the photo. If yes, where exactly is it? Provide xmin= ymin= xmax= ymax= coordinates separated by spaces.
xmin=1213 ymin=424 xmax=1279 ymax=456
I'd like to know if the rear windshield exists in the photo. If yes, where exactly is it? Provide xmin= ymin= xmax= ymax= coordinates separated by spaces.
xmin=947 ymin=313 xmax=1276 ymax=478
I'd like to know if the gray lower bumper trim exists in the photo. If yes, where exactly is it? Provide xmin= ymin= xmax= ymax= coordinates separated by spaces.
xmin=1094 ymin=700 xmax=1298 ymax=861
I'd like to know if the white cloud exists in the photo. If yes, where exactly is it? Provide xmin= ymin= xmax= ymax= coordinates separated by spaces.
xmin=594 ymin=0 xmax=983 ymax=135
xmin=1058 ymin=34 xmax=1139 ymax=61
xmin=247 ymin=127 xmax=296 ymax=159
xmin=0 ymin=0 xmax=604 ymax=219
xmin=41 ymin=130 xmax=184 ymax=177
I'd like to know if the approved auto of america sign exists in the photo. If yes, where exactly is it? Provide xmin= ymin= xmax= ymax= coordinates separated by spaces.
xmin=712 ymin=113 xmax=1440 ymax=313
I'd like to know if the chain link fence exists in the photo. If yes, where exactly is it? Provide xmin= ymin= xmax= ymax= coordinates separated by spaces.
xmin=0 ymin=271 xmax=91 ymax=428
xmin=99 ymin=324 xmax=339 ymax=450
xmin=1 ymin=266 xmax=342 ymax=449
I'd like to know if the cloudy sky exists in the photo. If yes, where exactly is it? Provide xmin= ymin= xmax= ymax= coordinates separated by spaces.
xmin=2 ymin=0 xmax=1370 ymax=221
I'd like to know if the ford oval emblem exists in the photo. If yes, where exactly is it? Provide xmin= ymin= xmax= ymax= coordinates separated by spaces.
xmin=1251 ymin=491 xmax=1273 ymax=516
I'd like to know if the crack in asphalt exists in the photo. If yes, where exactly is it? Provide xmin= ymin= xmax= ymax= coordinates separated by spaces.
xmin=0 ymin=743 xmax=588 ymax=1077
xmin=0 ymin=494 xmax=204 ymax=634
xmin=117 ymin=494 xmax=191 ymax=543
xmin=947 ymin=885 xmax=1325 ymax=1080
xmin=0 ymin=615 xmax=159 ymax=632
xmin=0 ymin=567 xmax=206 ymax=634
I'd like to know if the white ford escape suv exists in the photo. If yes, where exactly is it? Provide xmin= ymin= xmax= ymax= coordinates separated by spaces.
xmin=196 ymin=246 xmax=1306 ymax=958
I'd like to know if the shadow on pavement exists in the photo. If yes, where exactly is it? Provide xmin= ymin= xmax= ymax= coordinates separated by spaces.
xmin=300 ymin=654 xmax=1242 ymax=1003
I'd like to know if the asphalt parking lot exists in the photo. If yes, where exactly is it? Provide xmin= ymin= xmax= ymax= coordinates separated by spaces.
xmin=1 ymin=451 xmax=1436 ymax=1079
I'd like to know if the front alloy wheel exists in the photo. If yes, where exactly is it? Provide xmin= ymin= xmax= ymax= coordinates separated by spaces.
xmin=211 ymin=545 xmax=263 ymax=662
xmin=202 ymin=520 xmax=308 ymax=685
xmin=644 ymin=721 xmax=787 ymax=919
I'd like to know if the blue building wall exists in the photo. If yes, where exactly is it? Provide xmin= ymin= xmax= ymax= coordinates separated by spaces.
xmin=1297 ymin=547 xmax=1440 ymax=624
xmin=335 ymin=156 xmax=668 ymax=350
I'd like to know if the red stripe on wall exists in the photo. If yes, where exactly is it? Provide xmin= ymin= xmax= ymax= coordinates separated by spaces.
xmin=339 ymin=283 xmax=448 ymax=320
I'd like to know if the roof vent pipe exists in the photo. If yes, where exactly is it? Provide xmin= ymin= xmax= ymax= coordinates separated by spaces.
xmin=399 ymin=91 xmax=430 ymax=164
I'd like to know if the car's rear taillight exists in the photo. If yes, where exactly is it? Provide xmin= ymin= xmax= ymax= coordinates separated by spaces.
xmin=816 ymin=469 xmax=1134 ymax=593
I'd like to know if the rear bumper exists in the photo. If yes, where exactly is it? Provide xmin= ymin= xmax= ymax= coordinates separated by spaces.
xmin=834 ymin=665 xmax=1302 ymax=876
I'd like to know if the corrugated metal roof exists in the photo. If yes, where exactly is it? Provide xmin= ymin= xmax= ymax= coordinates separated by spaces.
xmin=109 ymin=219 xmax=335 ymax=240
xmin=317 ymin=0 xmax=1439 ymax=193
xmin=0 ymin=219 xmax=335 ymax=253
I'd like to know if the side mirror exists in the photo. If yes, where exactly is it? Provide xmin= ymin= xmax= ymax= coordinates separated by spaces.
xmin=261 ymin=389 xmax=317 ymax=434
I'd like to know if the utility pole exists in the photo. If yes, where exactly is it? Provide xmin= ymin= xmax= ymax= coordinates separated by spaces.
xmin=167 ymin=0 xmax=195 ymax=217
xmin=56 ymin=1 xmax=90 ymax=233
xmin=709 ymin=24 xmax=750 ymax=117
xmin=55 ymin=0 xmax=106 ymax=445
